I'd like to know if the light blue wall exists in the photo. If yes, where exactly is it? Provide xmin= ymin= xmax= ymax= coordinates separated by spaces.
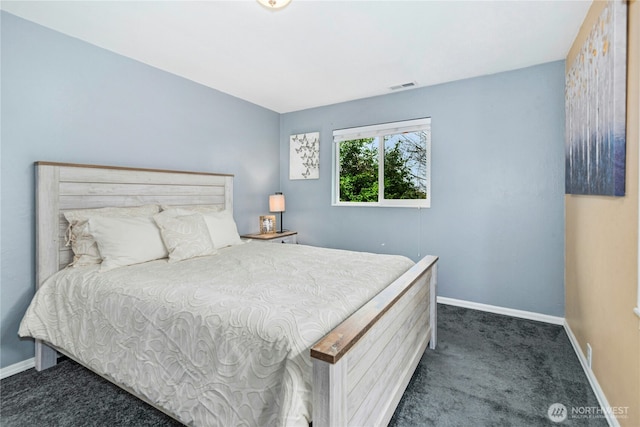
xmin=1 ymin=11 xmax=567 ymax=370
xmin=279 ymin=61 xmax=565 ymax=317
xmin=0 ymin=12 xmax=280 ymax=368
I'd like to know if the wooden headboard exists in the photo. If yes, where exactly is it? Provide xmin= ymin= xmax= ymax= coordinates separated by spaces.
xmin=35 ymin=161 xmax=234 ymax=288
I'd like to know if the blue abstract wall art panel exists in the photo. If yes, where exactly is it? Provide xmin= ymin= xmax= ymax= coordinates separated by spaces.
xmin=565 ymin=0 xmax=627 ymax=197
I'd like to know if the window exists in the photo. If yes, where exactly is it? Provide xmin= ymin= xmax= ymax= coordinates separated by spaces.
xmin=332 ymin=117 xmax=431 ymax=207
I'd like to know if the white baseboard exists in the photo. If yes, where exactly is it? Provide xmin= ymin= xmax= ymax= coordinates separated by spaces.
xmin=0 ymin=357 xmax=35 ymax=380
xmin=563 ymin=322 xmax=619 ymax=427
xmin=437 ymin=296 xmax=565 ymax=325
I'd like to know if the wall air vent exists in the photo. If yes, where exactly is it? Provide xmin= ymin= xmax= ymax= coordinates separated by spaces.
xmin=390 ymin=81 xmax=417 ymax=91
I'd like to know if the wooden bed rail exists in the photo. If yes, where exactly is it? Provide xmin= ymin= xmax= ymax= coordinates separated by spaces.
xmin=311 ymin=255 xmax=438 ymax=427
xmin=311 ymin=255 xmax=438 ymax=364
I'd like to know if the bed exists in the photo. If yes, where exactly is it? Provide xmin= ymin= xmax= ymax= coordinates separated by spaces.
xmin=19 ymin=161 xmax=438 ymax=427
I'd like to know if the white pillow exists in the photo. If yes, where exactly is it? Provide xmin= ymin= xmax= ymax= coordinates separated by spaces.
xmin=202 ymin=210 xmax=243 ymax=249
xmin=88 ymin=216 xmax=168 ymax=271
xmin=64 ymin=205 xmax=160 ymax=267
xmin=153 ymin=212 xmax=217 ymax=262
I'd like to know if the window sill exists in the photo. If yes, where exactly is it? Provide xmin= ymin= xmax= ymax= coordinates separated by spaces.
xmin=332 ymin=202 xmax=430 ymax=208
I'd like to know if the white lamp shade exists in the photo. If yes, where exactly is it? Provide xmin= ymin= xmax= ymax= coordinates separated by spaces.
xmin=269 ymin=194 xmax=285 ymax=212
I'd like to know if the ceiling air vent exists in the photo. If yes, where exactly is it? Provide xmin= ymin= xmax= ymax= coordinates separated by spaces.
xmin=390 ymin=81 xmax=417 ymax=91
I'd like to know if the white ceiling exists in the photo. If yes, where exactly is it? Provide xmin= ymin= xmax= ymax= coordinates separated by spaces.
xmin=2 ymin=0 xmax=591 ymax=113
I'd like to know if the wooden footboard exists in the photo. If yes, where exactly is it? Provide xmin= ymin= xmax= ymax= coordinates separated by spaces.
xmin=311 ymin=255 xmax=438 ymax=427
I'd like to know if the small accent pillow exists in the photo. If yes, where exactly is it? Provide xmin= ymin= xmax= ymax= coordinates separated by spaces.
xmin=202 ymin=210 xmax=243 ymax=249
xmin=153 ymin=212 xmax=217 ymax=262
xmin=88 ymin=216 xmax=168 ymax=271
xmin=64 ymin=204 xmax=160 ymax=267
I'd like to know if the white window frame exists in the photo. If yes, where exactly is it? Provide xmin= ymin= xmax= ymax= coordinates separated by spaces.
xmin=332 ymin=117 xmax=431 ymax=208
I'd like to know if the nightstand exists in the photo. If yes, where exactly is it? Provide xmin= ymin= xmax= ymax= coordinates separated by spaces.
xmin=241 ymin=231 xmax=298 ymax=244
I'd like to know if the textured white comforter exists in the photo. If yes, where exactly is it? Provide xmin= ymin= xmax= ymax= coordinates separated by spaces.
xmin=19 ymin=242 xmax=414 ymax=426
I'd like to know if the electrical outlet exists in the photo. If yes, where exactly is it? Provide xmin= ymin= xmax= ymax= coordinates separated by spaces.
xmin=586 ymin=343 xmax=593 ymax=369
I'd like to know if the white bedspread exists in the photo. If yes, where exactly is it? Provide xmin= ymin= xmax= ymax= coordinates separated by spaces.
xmin=19 ymin=243 xmax=414 ymax=426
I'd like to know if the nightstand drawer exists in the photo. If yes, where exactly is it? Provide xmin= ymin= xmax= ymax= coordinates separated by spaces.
xmin=272 ymin=234 xmax=297 ymax=244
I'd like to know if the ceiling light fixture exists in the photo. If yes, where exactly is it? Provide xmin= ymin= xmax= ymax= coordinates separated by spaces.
xmin=257 ymin=0 xmax=292 ymax=10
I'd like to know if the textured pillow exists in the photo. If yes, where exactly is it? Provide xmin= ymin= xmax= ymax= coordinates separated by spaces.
xmin=88 ymin=216 xmax=168 ymax=271
xmin=64 ymin=205 xmax=160 ymax=267
xmin=202 ymin=210 xmax=243 ymax=249
xmin=153 ymin=212 xmax=217 ymax=262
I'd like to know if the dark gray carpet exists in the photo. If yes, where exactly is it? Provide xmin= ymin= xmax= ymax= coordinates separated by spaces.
xmin=1 ymin=304 xmax=605 ymax=426
xmin=0 ymin=356 xmax=181 ymax=427
xmin=389 ymin=304 xmax=606 ymax=427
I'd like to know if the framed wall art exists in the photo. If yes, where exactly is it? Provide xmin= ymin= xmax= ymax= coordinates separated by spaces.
xmin=565 ymin=0 xmax=627 ymax=196
xmin=290 ymin=132 xmax=320 ymax=180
